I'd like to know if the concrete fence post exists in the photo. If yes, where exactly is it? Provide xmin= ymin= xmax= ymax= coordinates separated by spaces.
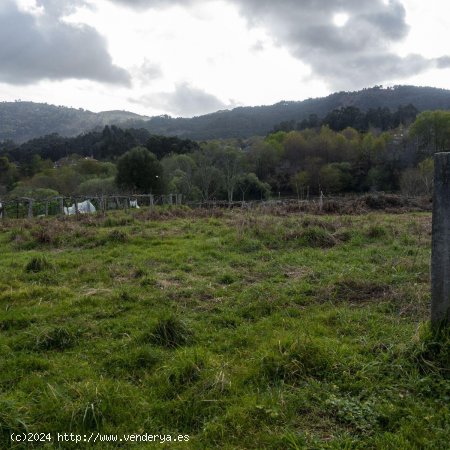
xmin=28 ymin=199 xmax=34 ymax=218
xmin=431 ymin=152 xmax=450 ymax=326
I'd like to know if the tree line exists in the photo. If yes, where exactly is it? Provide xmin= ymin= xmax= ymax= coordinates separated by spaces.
xmin=1 ymin=110 xmax=449 ymax=201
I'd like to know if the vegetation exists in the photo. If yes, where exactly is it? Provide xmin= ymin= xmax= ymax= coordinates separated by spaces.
xmin=0 ymin=101 xmax=148 ymax=144
xmin=116 ymin=147 xmax=163 ymax=194
xmin=0 ymin=206 xmax=448 ymax=449
xmin=3 ymin=86 xmax=450 ymax=143
xmin=2 ymin=89 xmax=450 ymax=202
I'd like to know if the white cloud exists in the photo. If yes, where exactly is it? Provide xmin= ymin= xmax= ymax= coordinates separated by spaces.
xmin=1 ymin=0 xmax=450 ymax=116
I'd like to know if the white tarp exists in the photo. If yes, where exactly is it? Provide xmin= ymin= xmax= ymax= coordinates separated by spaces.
xmin=64 ymin=200 xmax=96 ymax=215
xmin=129 ymin=199 xmax=140 ymax=208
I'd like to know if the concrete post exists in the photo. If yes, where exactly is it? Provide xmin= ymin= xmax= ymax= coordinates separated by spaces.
xmin=319 ymin=191 xmax=324 ymax=212
xmin=28 ymin=199 xmax=34 ymax=218
xmin=431 ymin=152 xmax=450 ymax=325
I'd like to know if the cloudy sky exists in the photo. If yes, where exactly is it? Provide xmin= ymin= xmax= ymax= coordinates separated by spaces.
xmin=1 ymin=0 xmax=449 ymax=117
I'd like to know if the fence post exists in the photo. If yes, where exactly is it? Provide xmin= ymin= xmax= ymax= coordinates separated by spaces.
xmin=176 ymin=194 xmax=182 ymax=205
xmin=149 ymin=195 xmax=154 ymax=209
xmin=27 ymin=199 xmax=33 ymax=218
xmin=168 ymin=194 xmax=173 ymax=206
xmin=319 ymin=191 xmax=324 ymax=212
xmin=45 ymin=201 xmax=49 ymax=216
xmin=59 ymin=197 xmax=64 ymax=215
xmin=431 ymin=152 xmax=450 ymax=326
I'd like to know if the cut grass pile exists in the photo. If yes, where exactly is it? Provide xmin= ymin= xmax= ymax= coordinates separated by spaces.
xmin=0 ymin=207 xmax=448 ymax=449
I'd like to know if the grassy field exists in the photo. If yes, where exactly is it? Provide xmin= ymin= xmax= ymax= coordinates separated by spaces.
xmin=0 ymin=206 xmax=449 ymax=449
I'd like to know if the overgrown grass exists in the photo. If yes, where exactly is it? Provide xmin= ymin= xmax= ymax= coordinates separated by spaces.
xmin=0 ymin=207 xmax=448 ymax=449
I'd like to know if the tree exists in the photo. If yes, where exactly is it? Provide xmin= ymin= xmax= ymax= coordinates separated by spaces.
xmin=410 ymin=111 xmax=450 ymax=155
xmin=116 ymin=147 xmax=163 ymax=194
xmin=0 ymin=156 xmax=18 ymax=191
xmin=319 ymin=164 xmax=342 ymax=194
xmin=290 ymin=171 xmax=310 ymax=200
xmin=215 ymin=146 xmax=242 ymax=203
xmin=162 ymin=154 xmax=197 ymax=200
xmin=418 ymin=157 xmax=434 ymax=195
xmin=77 ymin=177 xmax=116 ymax=196
xmin=236 ymin=173 xmax=271 ymax=201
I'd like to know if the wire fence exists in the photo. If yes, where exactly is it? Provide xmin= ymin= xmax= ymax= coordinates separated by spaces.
xmin=0 ymin=194 xmax=182 ymax=219
xmin=0 ymin=192 xmax=431 ymax=220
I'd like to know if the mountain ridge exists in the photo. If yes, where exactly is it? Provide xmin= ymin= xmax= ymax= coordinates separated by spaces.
xmin=2 ymin=85 xmax=450 ymax=143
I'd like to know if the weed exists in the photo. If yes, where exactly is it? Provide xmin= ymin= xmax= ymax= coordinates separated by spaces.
xmin=219 ymin=273 xmax=235 ymax=285
xmin=259 ymin=339 xmax=333 ymax=384
xmin=0 ymin=398 xmax=28 ymax=443
xmin=104 ymin=347 xmax=160 ymax=378
xmin=299 ymin=226 xmax=336 ymax=248
xmin=34 ymin=327 xmax=77 ymax=351
xmin=24 ymin=256 xmax=52 ymax=273
xmin=106 ymin=230 xmax=128 ymax=243
xmin=325 ymin=394 xmax=380 ymax=433
xmin=143 ymin=316 xmax=193 ymax=348
xmin=366 ymin=224 xmax=388 ymax=239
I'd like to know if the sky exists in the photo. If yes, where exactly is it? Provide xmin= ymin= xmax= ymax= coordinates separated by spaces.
xmin=1 ymin=0 xmax=450 ymax=117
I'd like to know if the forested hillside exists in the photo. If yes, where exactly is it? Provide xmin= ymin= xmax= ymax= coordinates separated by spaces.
xmin=2 ymin=109 xmax=449 ymax=201
xmin=0 ymin=102 xmax=148 ymax=143
xmin=134 ymin=86 xmax=450 ymax=140
xmin=3 ymin=86 xmax=450 ymax=143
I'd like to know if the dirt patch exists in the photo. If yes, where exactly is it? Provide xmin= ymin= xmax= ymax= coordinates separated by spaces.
xmin=330 ymin=279 xmax=392 ymax=304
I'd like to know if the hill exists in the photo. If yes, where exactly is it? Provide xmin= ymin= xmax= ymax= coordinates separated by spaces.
xmin=2 ymin=85 xmax=450 ymax=142
xmin=0 ymin=101 xmax=149 ymax=144
xmin=134 ymin=85 xmax=450 ymax=139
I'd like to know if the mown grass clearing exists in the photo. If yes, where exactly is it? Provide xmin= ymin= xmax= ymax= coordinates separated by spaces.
xmin=0 ymin=207 xmax=448 ymax=449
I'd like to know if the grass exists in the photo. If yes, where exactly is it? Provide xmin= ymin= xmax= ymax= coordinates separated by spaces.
xmin=0 ymin=206 xmax=448 ymax=449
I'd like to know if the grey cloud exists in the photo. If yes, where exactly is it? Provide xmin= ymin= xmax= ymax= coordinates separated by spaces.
xmin=138 ymin=60 xmax=163 ymax=81
xmin=108 ymin=0 xmax=195 ymax=10
xmin=436 ymin=56 xmax=450 ymax=69
xmin=0 ymin=0 xmax=130 ymax=85
xmin=108 ymin=0 xmax=450 ymax=90
xmin=229 ymin=0 xmax=417 ymax=89
xmin=251 ymin=41 xmax=265 ymax=52
xmin=230 ymin=0 xmax=450 ymax=88
xmin=35 ymin=0 xmax=90 ymax=16
xmin=130 ymin=83 xmax=227 ymax=116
